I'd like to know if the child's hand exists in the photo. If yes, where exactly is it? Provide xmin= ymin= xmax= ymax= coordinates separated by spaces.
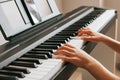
xmin=54 ymin=44 xmax=92 ymax=68
xmin=77 ymin=27 xmax=105 ymax=43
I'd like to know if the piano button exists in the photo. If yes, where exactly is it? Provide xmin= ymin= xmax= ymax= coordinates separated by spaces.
xmin=3 ymin=66 xmax=30 ymax=74
xmin=22 ymin=53 xmax=48 ymax=59
xmin=37 ymin=45 xmax=59 ymax=49
xmin=0 ymin=74 xmax=18 ymax=80
xmin=28 ymin=51 xmax=52 ymax=58
xmin=0 ymin=70 xmax=25 ymax=78
xmin=17 ymin=57 xmax=42 ymax=64
xmin=10 ymin=61 xmax=38 ymax=68
xmin=32 ymin=48 xmax=54 ymax=53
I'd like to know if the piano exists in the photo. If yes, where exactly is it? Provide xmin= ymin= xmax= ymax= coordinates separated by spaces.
xmin=0 ymin=0 xmax=117 ymax=80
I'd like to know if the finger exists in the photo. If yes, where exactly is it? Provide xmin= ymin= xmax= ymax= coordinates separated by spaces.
xmin=77 ymin=27 xmax=90 ymax=33
xmin=55 ymin=55 xmax=72 ymax=62
xmin=54 ymin=49 xmax=74 ymax=57
xmin=80 ymin=36 xmax=96 ymax=42
xmin=57 ymin=44 xmax=74 ymax=52
xmin=78 ymin=30 xmax=93 ymax=36
xmin=56 ymin=56 xmax=81 ymax=66
xmin=64 ymin=44 xmax=75 ymax=48
xmin=77 ymin=27 xmax=92 ymax=35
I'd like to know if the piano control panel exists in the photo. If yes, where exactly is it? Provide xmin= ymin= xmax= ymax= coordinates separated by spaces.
xmin=0 ymin=0 xmax=117 ymax=80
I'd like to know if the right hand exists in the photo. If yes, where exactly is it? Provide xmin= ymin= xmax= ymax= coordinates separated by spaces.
xmin=77 ymin=27 xmax=106 ymax=43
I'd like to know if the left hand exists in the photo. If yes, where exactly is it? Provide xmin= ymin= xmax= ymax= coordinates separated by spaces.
xmin=54 ymin=44 xmax=92 ymax=68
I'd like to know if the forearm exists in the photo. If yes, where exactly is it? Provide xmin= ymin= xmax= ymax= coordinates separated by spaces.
xmin=101 ymin=35 xmax=120 ymax=54
xmin=85 ymin=58 xmax=120 ymax=80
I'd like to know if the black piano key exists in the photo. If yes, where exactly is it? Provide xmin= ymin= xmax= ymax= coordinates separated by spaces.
xmin=64 ymin=27 xmax=82 ymax=31
xmin=37 ymin=45 xmax=59 ymax=49
xmin=85 ymin=14 xmax=97 ymax=17
xmin=41 ymin=42 xmax=62 ymax=46
xmin=60 ymin=31 xmax=77 ymax=35
xmin=73 ymin=22 xmax=88 ymax=26
xmin=28 ymin=51 xmax=52 ymax=58
xmin=83 ymin=15 xmax=97 ymax=18
xmin=51 ymin=36 xmax=71 ymax=39
xmin=45 ymin=40 xmax=67 ymax=44
xmin=77 ymin=19 xmax=91 ymax=22
xmin=78 ymin=20 xmax=92 ymax=24
xmin=3 ymin=66 xmax=30 ymax=74
xmin=62 ymin=30 xmax=77 ymax=32
xmin=59 ymin=30 xmax=76 ymax=34
xmin=80 ymin=17 xmax=93 ymax=20
xmin=22 ymin=53 xmax=48 ymax=59
xmin=58 ymin=32 xmax=76 ymax=36
xmin=0 ymin=70 xmax=25 ymax=78
xmin=32 ymin=48 xmax=54 ymax=53
xmin=17 ymin=57 xmax=42 ymax=64
xmin=10 ymin=61 xmax=38 ymax=68
xmin=55 ymin=33 xmax=76 ymax=36
xmin=48 ymin=38 xmax=70 ymax=41
xmin=72 ymin=23 xmax=86 ymax=26
xmin=0 ymin=74 xmax=18 ymax=80
xmin=77 ymin=20 xmax=91 ymax=23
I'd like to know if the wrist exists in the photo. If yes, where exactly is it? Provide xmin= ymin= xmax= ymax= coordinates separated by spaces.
xmin=82 ymin=55 xmax=100 ymax=71
xmin=83 ymin=58 xmax=95 ymax=70
xmin=100 ymin=35 xmax=112 ymax=44
xmin=81 ymin=55 xmax=96 ymax=70
xmin=98 ymin=34 xmax=109 ymax=43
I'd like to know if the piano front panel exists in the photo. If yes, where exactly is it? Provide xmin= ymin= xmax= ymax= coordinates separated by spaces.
xmin=0 ymin=6 xmax=117 ymax=80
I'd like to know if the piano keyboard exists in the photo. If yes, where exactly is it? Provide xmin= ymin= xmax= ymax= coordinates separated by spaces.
xmin=0 ymin=7 xmax=116 ymax=80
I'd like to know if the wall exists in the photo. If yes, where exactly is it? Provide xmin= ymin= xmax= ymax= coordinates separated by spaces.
xmin=62 ymin=0 xmax=100 ymax=13
xmin=55 ymin=0 xmax=63 ymax=13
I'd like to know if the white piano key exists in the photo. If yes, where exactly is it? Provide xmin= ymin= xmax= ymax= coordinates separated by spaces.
xmin=25 ymin=73 xmax=44 ymax=79
xmin=19 ymin=78 xmax=36 ymax=80
xmin=88 ymin=10 xmax=116 ymax=32
xmin=18 ymin=59 xmax=64 ymax=80
xmin=41 ymin=59 xmax=64 ymax=80
xmin=68 ymin=39 xmax=85 ymax=49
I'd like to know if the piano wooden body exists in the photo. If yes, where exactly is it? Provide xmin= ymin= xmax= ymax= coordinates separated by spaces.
xmin=0 ymin=0 xmax=117 ymax=80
